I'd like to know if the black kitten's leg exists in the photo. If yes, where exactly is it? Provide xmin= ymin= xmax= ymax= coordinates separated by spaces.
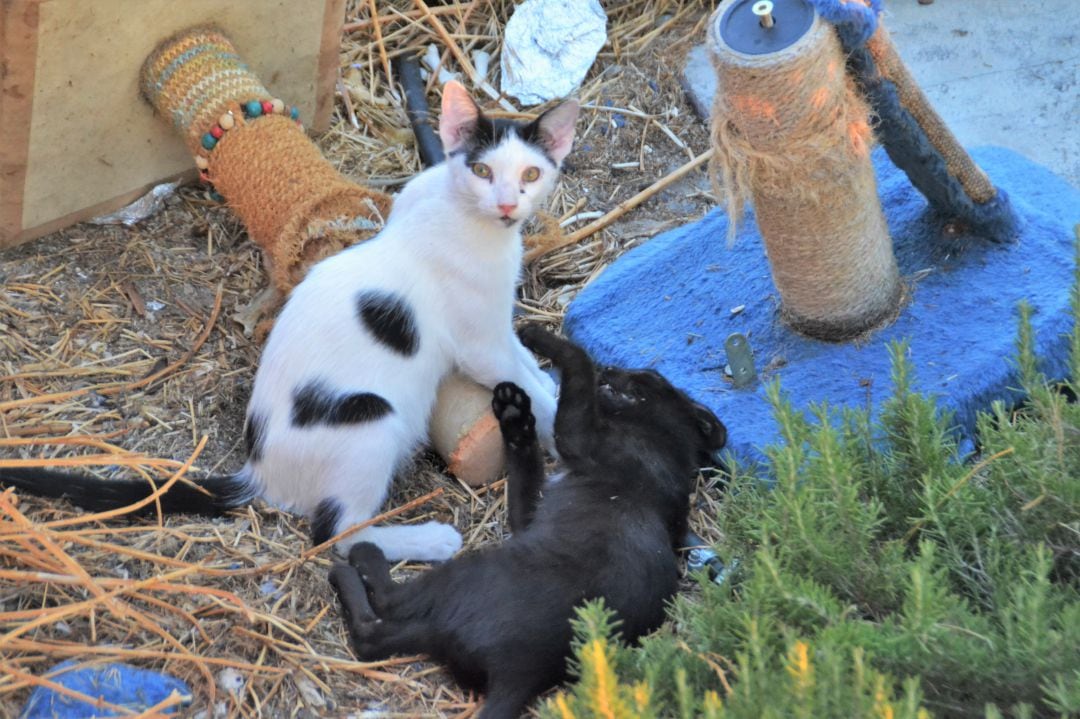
xmin=492 ymin=382 xmax=544 ymax=533
xmin=329 ymin=563 xmax=378 ymax=624
xmin=351 ymin=619 xmax=432 ymax=660
xmin=349 ymin=542 xmax=440 ymax=624
xmin=517 ymin=326 xmax=599 ymax=463
xmin=329 ymin=561 xmax=382 ymax=657
xmin=347 ymin=542 xmax=395 ymax=615
xmin=329 ymin=562 xmax=431 ymax=660
xmin=478 ymin=680 xmax=543 ymax=719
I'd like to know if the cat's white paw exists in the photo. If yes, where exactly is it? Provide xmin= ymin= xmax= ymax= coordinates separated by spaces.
xmin=412 ymin=522 xmax=463 ymax=561
xmin=354 ymin=521 xmax=462 ymax=562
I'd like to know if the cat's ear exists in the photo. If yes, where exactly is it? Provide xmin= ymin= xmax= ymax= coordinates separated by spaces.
xmin=534 ymin=99 xmax=580 ymax=165
xmin=693 ymin=404 xmax=727 ymax=448
xmin=439 ymin=81 xmax=480 ymax=154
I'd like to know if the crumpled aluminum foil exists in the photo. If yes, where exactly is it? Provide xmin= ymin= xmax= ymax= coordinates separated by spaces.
xmin=89 ymin=180 xmax=182 ymax=227
xmin=500 ymin=0 xmax=607 ymax=106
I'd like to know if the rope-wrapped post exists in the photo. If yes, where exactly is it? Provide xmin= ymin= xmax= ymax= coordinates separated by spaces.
xmin=140 ymin=27 xmax=392 ymax=294
xmin=140 ymin=27 xmax=505 ymax=487
xmin=709 ymin=0 xmax=901 ymax=341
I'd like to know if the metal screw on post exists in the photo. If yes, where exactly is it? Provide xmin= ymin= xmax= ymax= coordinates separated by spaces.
xmin=753 ymin=0 xmax=775 ymax=28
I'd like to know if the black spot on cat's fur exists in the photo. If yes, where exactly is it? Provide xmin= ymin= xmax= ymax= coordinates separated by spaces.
xmin=329 ymin=329 xmax=727 ymax=719
xmin=356 ymin=291 xmax=419 ymax=357
xmin=292 ymin=382 xmax=393 ymax=427
xmin=244 ymin=412 xmax=267 ymax=462
xmin=310 ymin=498 xmax=343 ymax=546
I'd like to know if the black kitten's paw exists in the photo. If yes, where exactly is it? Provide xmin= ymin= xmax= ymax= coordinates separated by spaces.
xmin=492 ymin=382 xmax=531 ymax=420
xmin=329 ymin=562 xmax=376 ymax=625
xmin=518 ymin=325 xmax=586 ymax=371
xmin=348 ymin=542 xmax=387 ymax=573
xmin=517 ymin=324 xmax=556 ymax=354
xmin=328 ymin=562 xmax=353 ymax=596
xmin=492 ymin=382 xmax=536 ymax=450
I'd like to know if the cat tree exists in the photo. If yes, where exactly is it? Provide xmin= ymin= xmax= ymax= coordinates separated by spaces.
xmin=141 ymin=27 xmax=506 ymax=486
xmin=565 ymin=0 xmax=1080 ymax=463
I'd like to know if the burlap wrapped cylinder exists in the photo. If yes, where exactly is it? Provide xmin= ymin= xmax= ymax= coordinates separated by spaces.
xmin=208 ymin=112 xmax=391 ymax=292
xmin=141 ymin=27 xmax=505 ymax=486
xmin=709 ymin=11 xmax=901 ymax=341
xmin=140 ymin=27 xmax=391 ymax=293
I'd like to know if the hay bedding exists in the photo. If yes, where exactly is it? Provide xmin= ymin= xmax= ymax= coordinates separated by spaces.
xmin=0 ymin=1 xmax=721 ymax=715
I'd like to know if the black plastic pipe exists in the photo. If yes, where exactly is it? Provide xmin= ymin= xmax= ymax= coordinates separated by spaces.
xmin=393 ymin=55 xmax=445 ymax=168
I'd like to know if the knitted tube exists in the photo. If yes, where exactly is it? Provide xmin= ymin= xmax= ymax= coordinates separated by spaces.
xmin=140 ymin=26 xmax=391 ymax=293
xmin=209 ymin=112 xmax=391 ymax=292
xmin=141 ymin=26 xmax=272 ymax=158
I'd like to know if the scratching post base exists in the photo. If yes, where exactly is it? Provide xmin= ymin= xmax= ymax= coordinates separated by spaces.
xmin=566 ymin=147 xmax=1080 ymax=465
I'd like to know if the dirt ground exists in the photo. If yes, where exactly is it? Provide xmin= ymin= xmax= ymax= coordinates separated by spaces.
xmin=0 ymin=1 xmax=724 ymax=716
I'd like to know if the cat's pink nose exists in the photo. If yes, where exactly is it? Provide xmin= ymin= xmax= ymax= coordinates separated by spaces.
xmin=498 ymin=203 xmax=518 ymax=216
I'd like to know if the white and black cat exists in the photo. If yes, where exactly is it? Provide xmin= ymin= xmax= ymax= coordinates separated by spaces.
xmin=330 ymin=326 xmax=728 ymax=719
xmin=0 ymin=82 xmax=578 ymax=562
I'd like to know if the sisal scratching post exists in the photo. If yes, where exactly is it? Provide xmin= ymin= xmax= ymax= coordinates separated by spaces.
xmin=140 ymin=27 xmax=392 ymax=295
xmin=565 ymin=0 xmax=1077 ymax=465
xmin=854 ymin=26 xmax=1018 ymax=242
xmin=140 ymin=27 xmax=505 ymax=487
xmin=709 ymin=0 xmax=900 ymax=341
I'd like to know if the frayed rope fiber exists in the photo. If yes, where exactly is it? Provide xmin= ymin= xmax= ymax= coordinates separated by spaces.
xmin=140 ymin=26 xmax=392 ymax=294
xmin=708 ymin=10 xmax=900 ymax=340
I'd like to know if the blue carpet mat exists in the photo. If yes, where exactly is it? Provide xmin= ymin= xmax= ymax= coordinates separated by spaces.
xmin=565 ymin=147 xmax=1080 ymax=465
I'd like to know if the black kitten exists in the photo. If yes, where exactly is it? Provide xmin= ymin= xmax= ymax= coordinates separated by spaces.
xmin=329 ymin=327 xmax=727 ymax=719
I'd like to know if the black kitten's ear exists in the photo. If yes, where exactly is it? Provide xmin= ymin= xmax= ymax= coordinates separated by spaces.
xmin=439 ymin=80 xmax=480 ymax=153
xmin=534 ymin=99 xmax=579 ymax=165
xmin=693 ymin=404 xmax=727 ymax=448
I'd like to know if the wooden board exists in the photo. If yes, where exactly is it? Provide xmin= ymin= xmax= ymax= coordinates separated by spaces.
xmin=0 ymin=0 xmax=345 ymax=249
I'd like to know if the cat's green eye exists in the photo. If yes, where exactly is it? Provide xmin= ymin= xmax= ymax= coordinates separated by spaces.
xmin=471 ymin=163 xmax=492 ymax=179
xmin=522 ymin=166 xmax=541 ymax=182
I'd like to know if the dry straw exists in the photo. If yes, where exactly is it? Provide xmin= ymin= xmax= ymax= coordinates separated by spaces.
xmin=1 ymin=0 xmax=720 ymax=713
xmin=709 ymin=10 xmax=901 ymax=340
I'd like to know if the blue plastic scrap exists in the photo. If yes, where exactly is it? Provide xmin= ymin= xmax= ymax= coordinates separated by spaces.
xmin=20 ymin=660 xmax=191 ymax=718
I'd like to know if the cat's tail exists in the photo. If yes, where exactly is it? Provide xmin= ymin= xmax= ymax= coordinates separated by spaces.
xmin=0 ymin=467 xmax=254 ymax=516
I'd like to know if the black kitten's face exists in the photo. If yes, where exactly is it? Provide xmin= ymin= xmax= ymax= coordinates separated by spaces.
xmin=597 ymin=367 xmax=727 ymax=462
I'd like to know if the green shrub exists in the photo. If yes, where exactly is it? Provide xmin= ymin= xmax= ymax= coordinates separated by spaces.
xmin=544 ymin=242 xmax=1080 ymax=718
